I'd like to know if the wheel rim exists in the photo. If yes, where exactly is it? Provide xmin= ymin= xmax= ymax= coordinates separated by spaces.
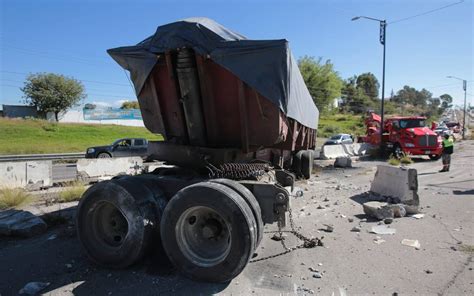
xmin=98 ymin=153 xmax=110 ymax=158
xmin=91 ymin=201 xmax=129 ymax=248
xmin=176 ymin=206 xmax=231 ymax=267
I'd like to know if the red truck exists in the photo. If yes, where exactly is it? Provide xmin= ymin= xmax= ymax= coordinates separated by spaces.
xmin=359 ymin=112 xmax=443 ymax=160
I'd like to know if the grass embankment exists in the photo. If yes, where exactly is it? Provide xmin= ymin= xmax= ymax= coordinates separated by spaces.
xmin=0 ymin=118 xmax=163 ymax=155
xmin=0 ymin=188 xmax=31 ymax=210
xmin=318 ymin=114 xmax=365 ymax=138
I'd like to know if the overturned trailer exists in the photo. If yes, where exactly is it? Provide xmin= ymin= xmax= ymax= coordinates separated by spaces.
xmin=77 ymin=18 xmax=320 ymax=282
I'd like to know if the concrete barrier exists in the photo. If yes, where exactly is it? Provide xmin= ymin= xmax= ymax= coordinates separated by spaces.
xmin=320 ymin=143 xmax=372 ymax=159
xmin=0 ymin=161 xmax=52 ymax=189
xmin=370 ymin=165 xmax=419 ymax=213
xmin=77 ymin=157 xmax=143 ymax=180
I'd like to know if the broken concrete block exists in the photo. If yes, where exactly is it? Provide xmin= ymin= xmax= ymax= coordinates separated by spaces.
xmin=334 ymin=157 xmax=352 ymax=168
xmin=370 ymin=165 xmax=419 ymax=213
xmin=363 ymin=201 xmax=394 ymax=220
xmin=0 ymin=210 xmax=47 ymax=237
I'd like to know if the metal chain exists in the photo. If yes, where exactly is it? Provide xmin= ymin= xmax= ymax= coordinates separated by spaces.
xmin=250 ymin=206 xmax=323 ymax=263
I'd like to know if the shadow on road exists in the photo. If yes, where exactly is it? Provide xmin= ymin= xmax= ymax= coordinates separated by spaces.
xmin=0 ymin=206 xmax=229 ymax=295
xmin=453 ymin=189 xmax=474 ymax=195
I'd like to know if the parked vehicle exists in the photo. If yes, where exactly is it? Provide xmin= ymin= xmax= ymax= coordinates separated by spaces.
xmin=324 ymin=133 xmax=353 ymax=145
xmin=85 ymin=138 xmax=148 ymax=158
xmin=359 ymin=112 xmax=442 ymax=160
xmin=433 ymin=126 xmax=453 ymax=137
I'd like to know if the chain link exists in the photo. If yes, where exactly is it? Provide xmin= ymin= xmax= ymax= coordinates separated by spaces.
xmin=250 ymin=206 xmax=323 ymax=263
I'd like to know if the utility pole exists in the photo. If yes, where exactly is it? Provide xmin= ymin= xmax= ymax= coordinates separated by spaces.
xmin=447 ymin=76 xmax=468 ymax=139
xmin=352 ymin=16 xmax=387 ymax=152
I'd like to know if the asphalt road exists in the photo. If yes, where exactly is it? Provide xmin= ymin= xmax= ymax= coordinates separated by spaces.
xmin=0 ymin=141 xmax=473 ymax=295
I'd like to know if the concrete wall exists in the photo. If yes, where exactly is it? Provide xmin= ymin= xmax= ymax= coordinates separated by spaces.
xmin=320 ymin=143 xmax=373 ymax=159
xmin=0 ymin=161 xmax=52 ymax=188
xmin=77 ymin=157 xmax=144 ymax=179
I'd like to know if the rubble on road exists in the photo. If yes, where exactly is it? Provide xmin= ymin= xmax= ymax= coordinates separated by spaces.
xmin=0 ymin=210 xmax=47 ymax=237
xmin=370 ymin=225 xmax=396 ymax=235
xmin=334 ymin=156 xmax=352 ymax=168
xmin=401 ymin=239 xmax=421 ymax=249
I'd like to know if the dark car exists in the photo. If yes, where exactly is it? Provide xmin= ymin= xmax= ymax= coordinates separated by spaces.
xmin=323 ymin=133 xmax=354 ymax=146
xmin=85 ymin=138 xmax=148 ymax=158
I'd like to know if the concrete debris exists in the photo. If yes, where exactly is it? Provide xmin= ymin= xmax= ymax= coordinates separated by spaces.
xmin=373 ymin=238 xmax=386 ymax=244
xmin=271 ymin=233 xmax=287 ymax=241
xmin=363 ymin=201 xmax=409 ymax=221
xmin=323 ymin=224 xmax=334 ymax=232
xmin=0 ymin=210 xmax=47 ymax=237
xmin=312 ymin=272 xmax=323 ymax=278
xmin=19 ymin=282 xmax=50 ymax=295
xmin=297 ymin=286 xmax=315 ymax=294
xmin=351 ymin=226 xmax=361 ymax=232
xmin=334 ymin=156 xmax=352 ymax=168
xmin=370 ymin=225 xmax=396 ymax=235
xmin=411 ymin=214 xmax=425 ymax=219
xmin=401 ymin=239 xmax=421 ymax=249
xmin=309 ymin=267 xmax=319 ymax=272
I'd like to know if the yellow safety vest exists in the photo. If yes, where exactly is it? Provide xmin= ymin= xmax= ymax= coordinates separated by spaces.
xmin=442 ymin=138 xmax=453 ymax=148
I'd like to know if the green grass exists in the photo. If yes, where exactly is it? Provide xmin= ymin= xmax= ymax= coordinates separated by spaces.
xmin=0 ymin=188 xmax=32 ymax=210
xmin=59 ymin=186 xmax=86 ymax=203
xmin=318 ymin=114 xmax=365 ymax=138
xmin=400 ymin=153 xmax=414 ymax=165
xmin=388 ymin=155 xmax=401 ymax=166
xmin=0 ymin=118 xmax=163 ymax=155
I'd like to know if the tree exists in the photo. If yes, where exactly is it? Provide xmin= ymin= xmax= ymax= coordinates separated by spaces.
xmin=298 ymin=56 xmax=343 ymax=113
xmin=22 ymin=73 xmax=85 ymax=121
xmin=356 ymin=72 xmax=379 ymax=100
xmin=121 ymin=101 xmax=140 ymax=109
xmin=439 ymin=94 xmax=453 ymax=110
xmin=392 ymin=85 xmax=431 ymax=108
xmin=341 ymin=76 xmax=371 ymax=114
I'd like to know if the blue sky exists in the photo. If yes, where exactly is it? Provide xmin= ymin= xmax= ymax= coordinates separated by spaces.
xmin=1 ymin=0 xmax=472 ymax=108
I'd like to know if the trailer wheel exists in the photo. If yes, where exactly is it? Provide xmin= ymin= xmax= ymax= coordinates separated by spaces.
xmin=292 ymin=150 xmax=305 ymax=177
xmin=429 ymin=154 xmax=441 ymax=160
xmin=76 ymin=177 xmax=166 ymax=268
xmin=209 ymin=179 xmax=263 ymax=248
xmin=301 ymin=150 xmax=314 ymax=179
xmin=160 ymin=182 xmax=256 ymax=282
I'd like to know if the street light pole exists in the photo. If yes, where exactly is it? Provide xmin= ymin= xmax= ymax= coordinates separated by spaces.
xmin=447 ymin=76 xmax=468 ymax=139
xmin=352 ymin=16 xmax=387 ymax=152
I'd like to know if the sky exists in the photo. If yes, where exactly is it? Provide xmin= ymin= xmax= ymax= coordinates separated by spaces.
xmin=1 ymin=0 xmax=473 ymax=108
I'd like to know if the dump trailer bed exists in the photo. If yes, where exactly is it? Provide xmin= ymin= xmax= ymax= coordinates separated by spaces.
xmin=77 ymin=18 xmax=321 ymax=284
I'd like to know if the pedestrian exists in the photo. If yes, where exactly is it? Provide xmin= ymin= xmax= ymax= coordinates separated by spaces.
xmin=439 ymin=133 xmax=454 ymax=172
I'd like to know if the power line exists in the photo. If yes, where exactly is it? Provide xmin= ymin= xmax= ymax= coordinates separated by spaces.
xmin=389 ymin=0 xmax=465 ymax=24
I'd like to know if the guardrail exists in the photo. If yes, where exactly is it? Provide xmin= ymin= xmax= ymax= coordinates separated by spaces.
xmin=0 ymin=153 xmax=85 ymax=162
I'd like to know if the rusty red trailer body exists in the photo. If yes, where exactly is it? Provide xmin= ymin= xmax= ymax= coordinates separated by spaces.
xmin=138 ymin=50 xmax=316 ymax=167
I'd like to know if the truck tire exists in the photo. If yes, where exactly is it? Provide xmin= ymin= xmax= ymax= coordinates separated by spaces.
xmin=301 ymin=150 xmax=314 ymax=179
xmin=76 ymin=177 xmax=166 ymax=268
xmin=160 ymin=182 xmax=256 ymax=282
xmin=209 ymin=179 xmax=263 ymax=248
xmin=97 ymin=152 xmax=111 ymax=158
xmin=292 ymin=150 xmax=305 ymax=177
xmin=429 ymin=154 xmax=441 ymax=160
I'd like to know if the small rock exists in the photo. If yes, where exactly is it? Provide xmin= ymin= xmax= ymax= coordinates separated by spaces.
xmin=271 ymin=233 xmax=286 ymax=241
xmin=334 ymin=201 xmax=339 ymax=206
xmin=401 ymin=239 xmax=421 ymax=249
xmin=425 ymin=269 xmax=433 ymax=274
xmin=351 ymin=226 xmax=361 ymax=232
xmin=334 ymin=156 xmax=352 ymax=168
xmin=335 ymin=185 xmax=341 ymax=190
xmin=309 ymin=267 xmax=319 ymax=272
xmin=323 ymin=224 xmax=334 ymax=232
xmin=384 ymin=218 xmax=393 ymax=224
xmin=348 ymin=218 xmax=354 ymax=223
xmin=312 ymin=272 xmax=322 ymax=278
xmin=323 ymin=197 xmax=329 ymax=202
xmin=450 ymin=246 xmax=457 ymax=251
xmin=318 ymin=263 xmax=323 ymax=266
xmin=65 ymin=263 xmax=73 ymax=269
xmin=317 ymin=205 xmax=324 ymax=210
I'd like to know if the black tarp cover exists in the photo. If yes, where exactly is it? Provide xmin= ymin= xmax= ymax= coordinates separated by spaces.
xmin=108 ymin=17 xmax=319 ymax=129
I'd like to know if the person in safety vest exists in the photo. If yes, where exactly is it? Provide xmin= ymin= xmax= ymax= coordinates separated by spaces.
xmin=439 ymin=133 xmax=454 ymax=172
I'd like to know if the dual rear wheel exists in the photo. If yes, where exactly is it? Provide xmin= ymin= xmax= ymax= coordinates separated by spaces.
xmin=76 ymin=177 xmax=263 ymax=282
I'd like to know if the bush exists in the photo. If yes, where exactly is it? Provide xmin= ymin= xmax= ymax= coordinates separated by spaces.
xmin=400 ymin=152 xmax=413 ymax=165
xmin=388 ymin=155 xmax=400 ymax=166
xmin=0 ymin=188 xmax=32 ymax=210
xmin=59 ymin=186 xmax=86 ymax=203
